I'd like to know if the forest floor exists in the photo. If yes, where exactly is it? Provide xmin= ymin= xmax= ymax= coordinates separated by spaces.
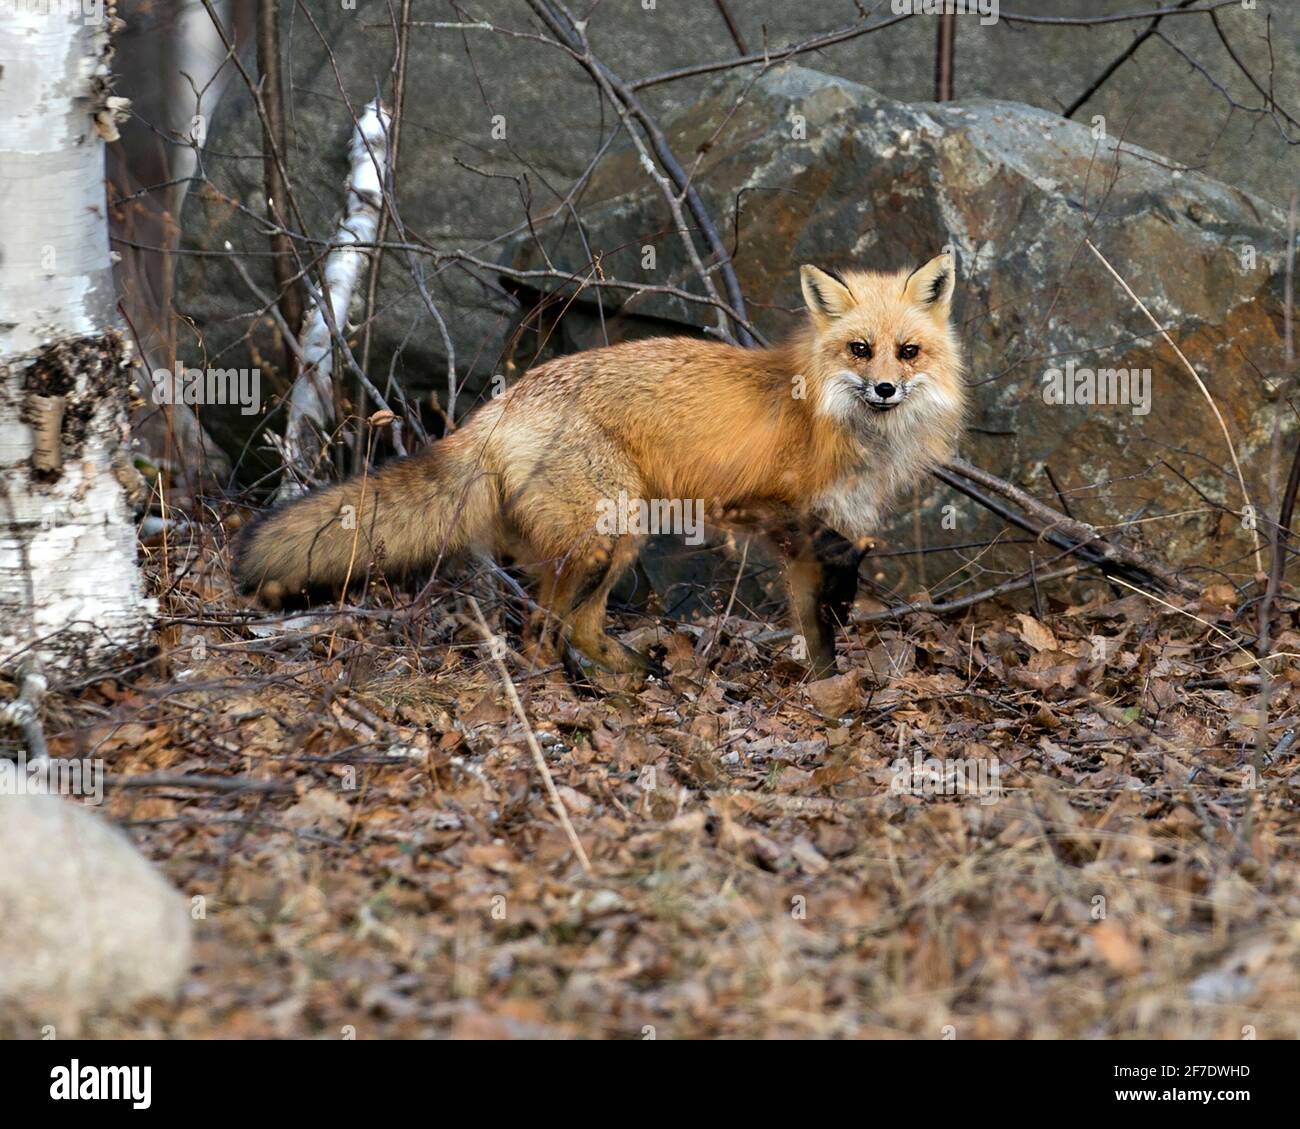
xmin=12 ymin=525 xmax=1300 ymax=1039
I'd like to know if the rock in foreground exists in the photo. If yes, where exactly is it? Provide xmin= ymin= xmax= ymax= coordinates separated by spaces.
xmin=0 ymin=792 xmax=191 ymax=1026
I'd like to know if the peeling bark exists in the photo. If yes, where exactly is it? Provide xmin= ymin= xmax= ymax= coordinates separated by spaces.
xmin=0 ymin=8 xmax=154 ymax=673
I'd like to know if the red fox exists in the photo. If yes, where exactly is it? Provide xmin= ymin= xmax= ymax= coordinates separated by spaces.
xmin=235 ymin=254 xmax=965 ymax=678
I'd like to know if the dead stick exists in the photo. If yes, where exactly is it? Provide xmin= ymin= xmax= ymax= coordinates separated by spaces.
xmin=1259 ymin=188 xmax=1300 ymax=653
xmin=934 ymin=12 xmax=955 ymax=101
xmin=940 ymin=455 xmax=1197 ymax=597
xmin=713 ymin=0 xmax=748 ymax=55
xmin=1252 ymin=188 xmax=1298 ymax=787
xmin=860 ymin=563 xmax=1083 ymax=623
xmin=104 ymin=773 xmax=292 ymax=794
xmin=468 ymin=598 xmax=592 ymax=875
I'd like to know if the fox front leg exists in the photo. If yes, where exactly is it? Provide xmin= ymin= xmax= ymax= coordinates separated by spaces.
xmin=812 ymin=525 xmax=869 ymax=643
xmin=776 ymin=521 xmax=869 ymax=678
xmin=772 ymin=519 xmax=834 ymax=678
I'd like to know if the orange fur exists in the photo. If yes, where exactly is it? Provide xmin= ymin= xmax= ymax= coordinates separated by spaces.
xmin=235 ymin=254 xmax=966 ymax=674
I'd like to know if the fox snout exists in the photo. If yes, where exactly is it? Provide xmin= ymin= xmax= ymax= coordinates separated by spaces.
xmin=861 ymin=379 xmax=905 ymax=411
xmin=837 ymin=369 xmax=912 ymax=412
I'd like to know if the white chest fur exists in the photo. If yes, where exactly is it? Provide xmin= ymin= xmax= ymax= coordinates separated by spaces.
xmin=810 ymin=370 xmax=962 ymax=538
xmin=811 ymin=471 xmax=881 ymax=540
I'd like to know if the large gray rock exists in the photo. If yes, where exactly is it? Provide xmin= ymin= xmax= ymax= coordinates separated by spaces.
xmin=0 ymin=793 xmax=191 ymax=1026
xmin=509 ymin=64 xmax=1291 ymax=570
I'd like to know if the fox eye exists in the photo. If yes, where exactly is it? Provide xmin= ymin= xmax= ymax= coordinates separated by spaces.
xmin=848 ymin=340 xmax=872 ymax=359
xmin=897 ymin=343 xmax=920 ymax=360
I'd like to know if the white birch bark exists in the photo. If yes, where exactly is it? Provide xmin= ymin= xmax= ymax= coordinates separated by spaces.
xmin=277 ymin=99 xmax=392 ymax=499
xmin=0 ymin=5 xmax=155 ymax=673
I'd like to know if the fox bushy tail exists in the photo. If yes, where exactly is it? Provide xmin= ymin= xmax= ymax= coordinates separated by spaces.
xmin=234 ymin=427 xmax=498 ymax=599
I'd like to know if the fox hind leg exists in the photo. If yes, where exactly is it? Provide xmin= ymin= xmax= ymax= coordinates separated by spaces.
xmin=506 ymin=454 xmax=656 ymax=679
xmin=524 ymin=554 xmax=583 ymax=669
xmin=561 ymin=536 xmax=656 ymax=677
xmin=784 ymin=548 xmax=836 ymax=677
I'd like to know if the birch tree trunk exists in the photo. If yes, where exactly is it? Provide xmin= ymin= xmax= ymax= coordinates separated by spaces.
xmin=0 ymin=6 xmax=154 ymax=673
xmin=277 ymin=99 xmax=392 ymax=499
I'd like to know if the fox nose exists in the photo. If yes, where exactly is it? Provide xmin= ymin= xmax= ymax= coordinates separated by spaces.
xmin=874 ymin=382 xmax=897 ymax=399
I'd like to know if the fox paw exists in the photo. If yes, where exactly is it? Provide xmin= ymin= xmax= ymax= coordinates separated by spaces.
xmin=563 ymin=637 xmax=665 ymax=690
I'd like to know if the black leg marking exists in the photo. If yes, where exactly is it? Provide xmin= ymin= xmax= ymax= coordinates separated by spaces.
xmin=813 ymin=527 xmax=867 ymax=638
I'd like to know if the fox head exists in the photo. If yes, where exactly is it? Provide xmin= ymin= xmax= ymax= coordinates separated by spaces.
xmin=798 ymin=253 xmax=964 ymax=432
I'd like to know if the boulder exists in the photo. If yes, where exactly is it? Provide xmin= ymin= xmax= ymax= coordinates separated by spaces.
xmin=508 ymin=65 xmax=1292 ymax=572
xmin=0 ymin=793 xmax=191 ymax=1028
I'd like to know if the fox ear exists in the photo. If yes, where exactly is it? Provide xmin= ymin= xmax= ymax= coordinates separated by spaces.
xmin=800 ymin=265 xmax=856 ymax=324
xmin=902 ymin=253 xmax=956 ymax=319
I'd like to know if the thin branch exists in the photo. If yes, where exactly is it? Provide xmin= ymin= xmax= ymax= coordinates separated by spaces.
xmin=1258 ymin=188 xmax=1299 ymax=654
xmin=104 ymin=772 xmax=293 ymax=794
xmin=713 ymin=0 xmax=748 ymax=56
xmin=861 ymin=563 xmax=1084 ymax=623
xmin=1209 ymin=9 xmax=1300 ymax=133
xmin=526 ymin=0 xmax=756 ymax=343
xmin=358 ymin=0 xmax=414 ymax=440
xmin=468 ymin=598 xmax=592 ymax=875
xmin=1086 ymin=238 xmax=1263 ymax=572
xmin=934 ymin=12 xmax=955 ymax=102
xmin=999 ymin=2 xmax=1242 ymax=27
xmin=630 ymin=10 xmax=915 ymax=91
xmin=1064 ymin=0 xmax=1196 ymax=118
